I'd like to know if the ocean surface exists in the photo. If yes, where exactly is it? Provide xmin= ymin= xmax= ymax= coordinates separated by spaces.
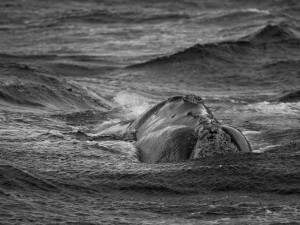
xmin=0 ymin=0 xmax=300 ymax=224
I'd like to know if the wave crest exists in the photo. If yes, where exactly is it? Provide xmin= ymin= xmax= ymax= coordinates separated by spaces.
xmin=271 ymin=90 xmax=300 ymax=103
xmin=128 ymin=23 xmax=300 ymax=70
xmin=241 ymin=23 xmax=300 ymax=43
xmin=0 ymin=62 xmax=111 ymax=111
xmin=0 ymin=164 xmax=57 ymax=191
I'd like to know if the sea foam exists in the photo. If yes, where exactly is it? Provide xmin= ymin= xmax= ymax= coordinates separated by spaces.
xmin=114 ymin=91 xmax=153 ymax=119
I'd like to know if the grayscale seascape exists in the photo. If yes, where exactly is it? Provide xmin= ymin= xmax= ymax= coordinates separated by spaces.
xmin=0 ymin=0 xmax=299 ymax=224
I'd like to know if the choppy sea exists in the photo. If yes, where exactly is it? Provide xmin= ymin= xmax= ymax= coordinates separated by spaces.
xmin=0 ymin=0 xmax=299 ymax=224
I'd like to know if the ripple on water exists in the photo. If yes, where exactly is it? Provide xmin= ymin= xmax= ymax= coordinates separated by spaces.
xmin=245 ymin=102 xmax=300 ymax=115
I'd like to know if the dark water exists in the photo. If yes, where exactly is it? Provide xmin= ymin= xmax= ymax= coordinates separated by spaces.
xmin=0 ymin=0 xmax=300 ymax=224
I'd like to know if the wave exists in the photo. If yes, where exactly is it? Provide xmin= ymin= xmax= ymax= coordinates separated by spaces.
xmin=0 ymin=62 xmax=112 ymax=111
xmin=52 ymin=110 xmax=113 ymax=127
xmin=129 ymin=23 xmax=300 ymax=69
xmin=0 ymin=53 xmax=112 ymax=62
xmin=245 ymin=101 xmax=300 ymax=115
xmin=195 ymin=8 xmax=272 ymax=26
xmin=90 ymin=151 xmax=300 ymax=195
xmin=55 ymin=8 xmax=190 ymax=24
xmin=0 ymin=164 xmax=57 ymax=192
xmin=0 ymin=53 xmax=119 ymax=76
xmin=241 ymin=23 xmax=300 ymax=43
xmin=128 ymin=41 xmax=251 ymax=69
xmin=270 ymin=89 xmax=300 ymax=102
xmin=126 ymin=24 xmax=300 ymax=93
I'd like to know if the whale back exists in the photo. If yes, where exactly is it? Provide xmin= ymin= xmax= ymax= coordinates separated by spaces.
xmin=136 ymin=125 xmax=196 ymax=163
xmin=129 ymin=95 xmax=213 ymax=140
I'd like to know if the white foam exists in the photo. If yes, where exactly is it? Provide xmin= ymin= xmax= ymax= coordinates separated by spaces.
xmin=97 ymin=119 xmax=121 ymax=129
xmin=253 ymin=144 xmax=280 ymax=153
xmin=242 ymin=130 xmax=262 ymax=135
xmin=242 ymin=8 xmax=270 ymax=15
xmin=246 ymin=102 xmax=300 ymax=115
xmin=114 ymin=91 xmax=153 ymax=119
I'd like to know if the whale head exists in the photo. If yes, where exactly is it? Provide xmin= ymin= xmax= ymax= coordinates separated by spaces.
xmin=129 ymin=94 xmax=252 ymax=163
xmin=167 ymin=95 xmax=252 ymax=158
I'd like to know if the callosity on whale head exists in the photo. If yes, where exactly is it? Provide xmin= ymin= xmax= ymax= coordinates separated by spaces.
xmin=127 ymin=94 xmax=252 ymax=163
xmin=190 ymin=120 xmax=250 ymax=159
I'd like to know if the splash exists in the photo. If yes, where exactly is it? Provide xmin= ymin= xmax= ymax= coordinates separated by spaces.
xmin=114 ymin=91 xmax=153 ymax=119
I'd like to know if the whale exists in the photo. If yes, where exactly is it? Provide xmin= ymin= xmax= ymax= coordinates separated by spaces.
xmin=97 ymin=95 xmax=252 ymax=163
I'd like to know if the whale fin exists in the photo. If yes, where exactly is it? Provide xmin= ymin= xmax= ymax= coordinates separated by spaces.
xmin=221 ymin=125 xmax=252 ymax=153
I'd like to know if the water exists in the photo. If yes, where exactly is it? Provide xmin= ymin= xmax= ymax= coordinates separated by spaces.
xmin=0 ymin=0 xmax=299 ymax=224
